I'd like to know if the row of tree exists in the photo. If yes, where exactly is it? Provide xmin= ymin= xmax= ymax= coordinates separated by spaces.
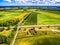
xmin=0 ymin=18 xmax=20 ymax=27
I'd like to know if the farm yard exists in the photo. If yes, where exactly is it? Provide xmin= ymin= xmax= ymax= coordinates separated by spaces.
xmin=0 ymin=8 xmax=60 ymax=45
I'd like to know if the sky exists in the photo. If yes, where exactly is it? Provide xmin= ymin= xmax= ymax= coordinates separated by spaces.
xmin=0 ymin=0 xmax=60 ymax=6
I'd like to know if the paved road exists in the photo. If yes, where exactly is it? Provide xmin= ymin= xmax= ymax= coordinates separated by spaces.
xmin=20 ymin=24 xmax=60 ymax=28
xmin=4 ymin=24 xmax=60 ymax=29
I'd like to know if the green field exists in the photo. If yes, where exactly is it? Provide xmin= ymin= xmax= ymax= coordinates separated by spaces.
xmin=0 ymin=9 xmax=23 ymax=21
xmin=21 ymin=12 xmax=37 ymax=25
xmin=37 ymin=13 xmax=60 ymax=24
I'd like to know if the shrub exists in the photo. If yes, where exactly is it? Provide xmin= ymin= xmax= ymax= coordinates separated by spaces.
xmin=0 ymin=18 xmax=20 ymax=26
xmin=0 ymin=35 xmax=7 ymax=44
xmin=5 ymin=37 xmax=12 ymax=44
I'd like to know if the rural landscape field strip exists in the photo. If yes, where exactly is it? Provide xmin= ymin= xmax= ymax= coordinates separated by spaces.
xmin=21 ymin=12 xmax=37 ymax=25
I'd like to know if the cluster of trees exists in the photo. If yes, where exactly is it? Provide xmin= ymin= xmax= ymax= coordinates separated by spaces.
xmin=0 ymin=19 xmax=20 ymax=27
xmin=0 ymin=29 xmax=16 ymax=45
xmin=0 ymin=35 xmax=6 ymax=44
xmin=0 ymin=23 xmax=18 ymax=44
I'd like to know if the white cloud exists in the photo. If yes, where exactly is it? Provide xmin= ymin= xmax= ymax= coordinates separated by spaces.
xmin=5 ymin=0 xmax=11 ymax=2
xmin=15 ymin=0 xmax=20 ymax=2
xmin=54 ymin=0 xmax=60 ymax=2
xmin=15 ymin=0 xmax=25 ymax=2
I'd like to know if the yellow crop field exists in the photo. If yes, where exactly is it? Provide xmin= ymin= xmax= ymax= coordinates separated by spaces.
xmin=14 ymin=12 xmax=29 ymax=20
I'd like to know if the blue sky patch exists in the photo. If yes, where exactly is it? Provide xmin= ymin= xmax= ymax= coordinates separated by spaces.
xmin=0 ymin=0 xmax=60 ymax=6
